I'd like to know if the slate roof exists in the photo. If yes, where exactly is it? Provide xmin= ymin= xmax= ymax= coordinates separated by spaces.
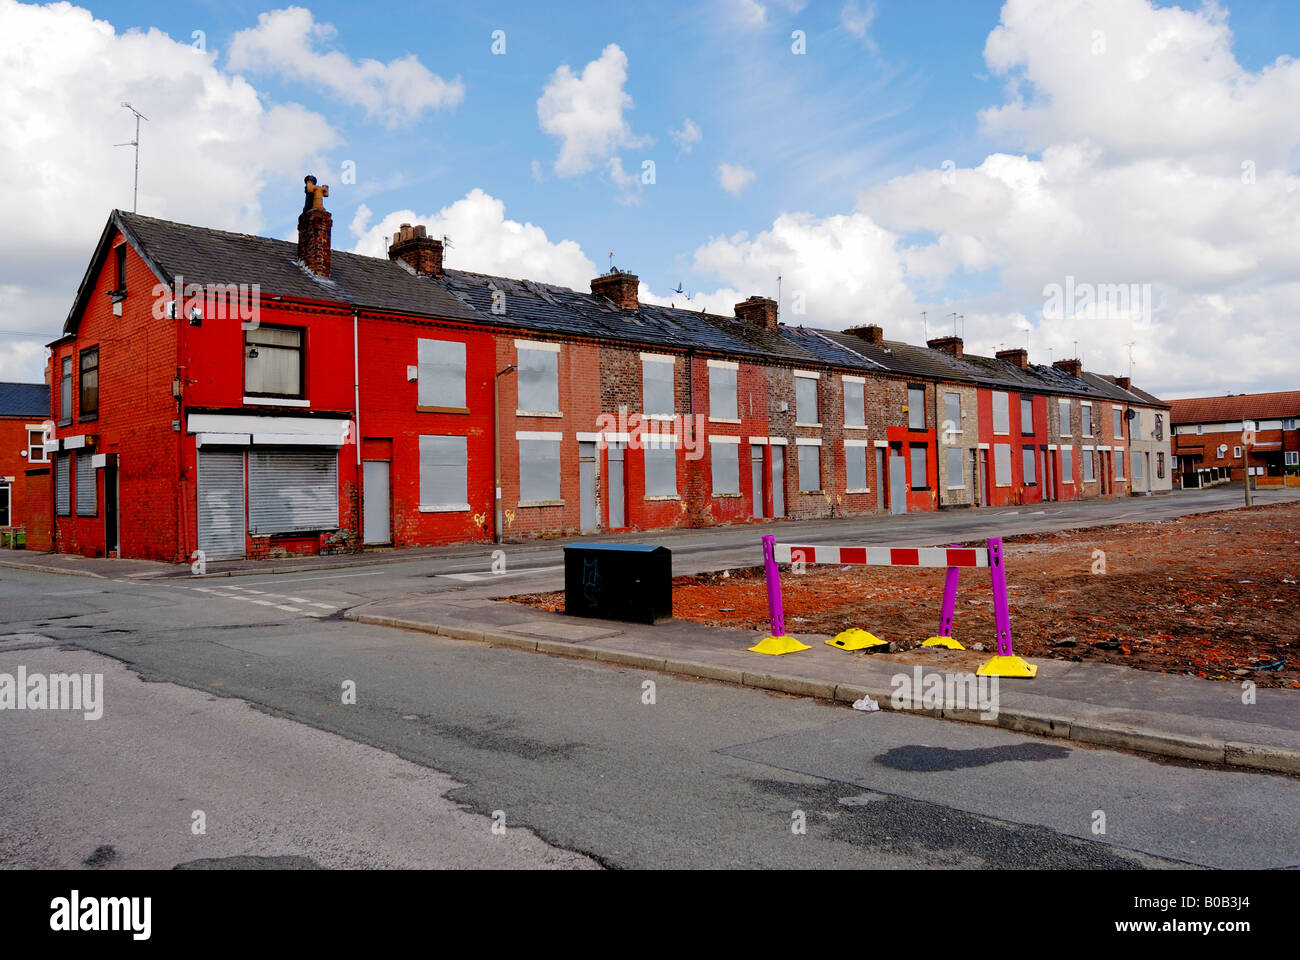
xmin=0 ymin=381 xmax=49 ymax=417
xmin=1169 ymin=391 xmax=1300 ymax=424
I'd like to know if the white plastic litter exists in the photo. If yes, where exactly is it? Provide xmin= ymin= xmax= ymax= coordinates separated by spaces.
xmin=852 ymin=696 xmax=880 ymax=712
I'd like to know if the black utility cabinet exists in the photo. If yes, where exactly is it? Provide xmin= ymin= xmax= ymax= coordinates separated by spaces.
xmin=563 ymin=542 xmax=672 ymax=624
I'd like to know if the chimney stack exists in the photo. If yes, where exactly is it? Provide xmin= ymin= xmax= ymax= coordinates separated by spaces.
xmin=297 ymin=175 xmax=332 ymax=277
xmin=590 ymin=269 xmax=640 ymax=310
xmin=1113 ymin=375 xmax=1132 ymax=391
xmin=845 ymin=324 xmax=884 ymax=345
xmin=1053 ymin=358 xmax=1083 ymax=377
xmin=734 ymin=296 xmax=779 ymax=332
xmin=388 ymin=223 xmax=444 ymax=278
xmin=928 ymin=336 xmax=964 ymax=358
xmin=996 ymin=347 xmax=1029 ymax=370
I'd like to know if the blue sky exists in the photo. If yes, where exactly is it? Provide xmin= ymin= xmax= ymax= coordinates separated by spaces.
xmin=2 ymin=0 xmax=1299 ymax=395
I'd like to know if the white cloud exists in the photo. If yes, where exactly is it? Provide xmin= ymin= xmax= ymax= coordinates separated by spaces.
xmin=840 ymin=1 xmax=878 ymax=51
xmin=670 ymin=118 xmax=702 ymax=154
xmin=227 ymin=6 xmax=464 ymax=127
xmin=350 ymin=189 xmax=597 ymax=291
xmin=717 ymin=162 xmax=757 ymax=195
xmin=0 ymin=0 xmax=339 ymax=382
xmin=537 ymin=43 xmax=650 ymax=177
xmin=723 ymin=0 xmax=768 ymax=29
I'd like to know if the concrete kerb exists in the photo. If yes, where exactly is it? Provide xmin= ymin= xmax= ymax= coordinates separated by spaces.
xmin=345 ymin=609 xmax=1300 ymax=776
xmin=0 ymin=560 xmax=108 ymax=579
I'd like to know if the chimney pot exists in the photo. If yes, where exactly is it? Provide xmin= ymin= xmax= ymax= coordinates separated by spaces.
xmin=844 ymin=324 xmax=884 ymax=345
xmin=996 ymin=347 xmax=1029 ymax=370
xmin=734 ymin=295 xmax=779 ymax=332
xmin=297 ymin=174 xmax=332 ymax=276
xmin=927 ymin=336 xmax=964 ymax=359
xmin=1114 ymin=375 xmax=1132 ymax=390
xmin=1052 ymin=358 xmax=1084 ymax=378
xmin=388 ymin=223 xmax=444 ymax=278
xmin=590 ymin=271 xmax=640 ymax=311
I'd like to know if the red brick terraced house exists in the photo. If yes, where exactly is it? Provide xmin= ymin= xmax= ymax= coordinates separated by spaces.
xmin=43 ymin=176 xmax=1173 ymax=562
xmin=0 ymin=381 xmax=51 ymax=545
xmin=1170 ymin=391 xmax=1300 ymax=487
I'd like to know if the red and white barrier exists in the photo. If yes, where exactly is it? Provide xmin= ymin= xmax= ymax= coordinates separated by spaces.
xmin=773 ymin=544 xmax=989 ymax=568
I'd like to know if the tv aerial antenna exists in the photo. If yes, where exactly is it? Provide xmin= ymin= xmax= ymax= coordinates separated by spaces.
xmin=115 ymin=102 xmax=149 ymax=213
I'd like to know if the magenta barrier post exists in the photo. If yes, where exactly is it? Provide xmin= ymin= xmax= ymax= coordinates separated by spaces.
xmin=937 ymin=544 xmax=961 ymax=638
xmin=988 ymin=537 xmax=1014 ymax=657
xmin=762 ymin=534 xmax=785 ymax=638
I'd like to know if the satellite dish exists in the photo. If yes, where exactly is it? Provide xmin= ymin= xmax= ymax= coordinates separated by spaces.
xmin=1217 ymin=444 xmax=1228 ymax=456
xmin=1124 ymin=409 xmax=1136 ymax=421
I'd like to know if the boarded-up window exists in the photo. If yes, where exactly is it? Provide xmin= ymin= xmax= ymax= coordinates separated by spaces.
xmin=1020 ymin=396 xmax=1033 ymax=434
xmin=418 ymin=339 xmax=466 ymax=408
xmin=992 ymin=392 xmax=1010 ymax=434
xmin=1022 ymin=447 xmax=1036 ymax=484
xmin=642 ymin=358 xmax=674 ymax=415
xmin=76 ymin=450 xmax=96 ymax=515
xmin=517 ymin=347 xmax=559 ymax=413
xmin=711 ymin=442 xmax=739 ymax=495
xmin=1114 ymin=449 xmax=1125 ymax=479
xmin=846 ymin=445 xmax=867 ymax=490
xmin=55 ymin=453 xmax=71 ymax=516
xmin=1081 ymin=404 xmax=1093 ymax=437
xmin=419 ymin=435 xmax=468 ymax=507
xmin=247 ymin=450 xmax=338 ymax=534
xmin=797 ymin=444 xmax=820 ymax=492
xmin=710 ymin=366 xmax=738 ymax=419
xmin=843 ymin=380 xmax=865 ymax=426
xmin=1132 ymin=451 xmax=1143 ymax=479
xmin=518 ymin=438 xmax=561 ymax=501
xmin=944 ymin=392 xmax=961 ymax=435
xmin=946 ymin=447 xmax=965 ymax=489
xmin=1113 ymin=406 xmax=1124 ymax=438
xmin=994 ymin=443 xmax=1013 ymax=486
xmin=1083 ymin=450 xmax=1095 ymax=482
xmin=910 ymin=444 xmax=928 ymax=488
xmin=908 ymin=387 xmax=926 ymax=430
xmin=795 ymin=376 xmax=819 ymax=424
xmin=1062 ymin=446 xmax=1075 ymax=482
xmin=644 ymin=439 xmax=677 ymax=497
xmin=1058 ymin=399 xmax=1072 ymax=434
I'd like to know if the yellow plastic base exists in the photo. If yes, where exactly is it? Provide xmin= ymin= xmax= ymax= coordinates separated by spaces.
xmin=922 ymin=636 xmax=964 ymax=650
xmin=826 ymin=628 xmax=888 ymax=651
xmin=749 ymin=635 xmax=812 ymax=656
xmin=977 ymin=655 xmax=1038 ymax=678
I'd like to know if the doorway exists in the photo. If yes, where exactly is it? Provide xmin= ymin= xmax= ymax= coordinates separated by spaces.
xmin=771 ymin=445 xmax=785 ymax=518
xmin=750 ymin=445 xmax=765 ymax=519
xmin=579 ymin=441 xmax=599 ymax=532
xmin=888 ymin=443 xmax=907 ymax=515
xmin=362 ymin=460 xmax=391 ymax=545
xmin=607 ymin=441 xmax=626 ymax=528
xmin=876 ymin=446 xmax=886 ymax=511
xmin=104 ymin=460 xmax=119 ymax=554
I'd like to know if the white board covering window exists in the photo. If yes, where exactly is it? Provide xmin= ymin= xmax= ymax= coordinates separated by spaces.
xmin=946 ymin=447 xmax=965 ymax=489
xmin=644 ymin=439 xmax=677 ymax=497
xmin=417 ymin=339 xmax=466 ymax=408
xmin=1114 ymin=449 xmax=1125 ymax=479
xmin=1081 ymin=404 xmax=1093 ymax=437
xmin=75 ymin=450 xmax=95 ymax=516
xmin=248 ymin=450 xmax=338 ymax=534
xmin=1113 ymin=407 xmax=1124 ymax=438
xmin=1058 ymin=399 xmax=1072 ymax=434
xmin=944 ymin=393 xmax=961 ymax=435
xmin=1082 ymin=450 xmax=1095 ymax=482
xmin=908 ymin=387 xmax=926 ymax=430
xmin=1022 ymin=447 xmax=1036 ymax=484
xmin=710 ymin=366 xmax=738 ymax=419
xmin=843 ymin=380 xmax=865 ymax=427
xmin=994 ymin=443 xmax=1013 ymax=487
xmin=419 ymin=435 xmax=468 ymax=508
xmin=642 ymin=358 xmax=674 ymax=416
xmin=55 ymin=453 xmax=70 ymax=515
xmin=846 ymin=445 xmax=867 ymax=491
xmin=992 ymin=392 xmax=1010 ymax=435
xmin=910 ymin=445 xmax=928 ymax=488
xmin=1061 ymin=446 xmax=1075 ymax=482
xmin=517 ymin=347 xmax=559 ymax=413
xmin=1020 ymin=397 xmax=1034 ymax=433
xmin=798 ymin=444 xmax=821 ymax=492
xmin=711 ymin=441 xmax=739 ymax=495
xmin=796 ymin=377 xmax=819 ymax=424
xmin=518 ymin=438 xmax=561 ymax=501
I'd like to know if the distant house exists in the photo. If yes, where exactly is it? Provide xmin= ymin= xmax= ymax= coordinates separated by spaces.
xmin=1171 ymin=391 xmax=1300 ymax=487
xmin=0 ymin=381 xmax=52 ymax=541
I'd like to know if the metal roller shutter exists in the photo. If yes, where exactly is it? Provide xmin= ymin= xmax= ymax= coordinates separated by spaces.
xmin=248 ymin=449 xmax=338 ymax=535
xmin=76 ymin=451 xmax=96 ymax=516
xmin=197 ymin=451 xmax=246 ymax=561
xmin=55 ymin=454 xmax=71 ymax=516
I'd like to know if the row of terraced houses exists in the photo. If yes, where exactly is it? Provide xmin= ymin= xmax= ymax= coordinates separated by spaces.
xmin=37 ymin=176 xmax=1171 ymax=563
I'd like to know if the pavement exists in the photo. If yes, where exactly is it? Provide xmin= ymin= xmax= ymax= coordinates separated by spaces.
xmin=346 ymin=583 xmax=1300 ymax=778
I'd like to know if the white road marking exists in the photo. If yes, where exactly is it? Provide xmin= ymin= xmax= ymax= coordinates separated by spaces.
xmin=440 ymin=564 xmax=565 ymax=583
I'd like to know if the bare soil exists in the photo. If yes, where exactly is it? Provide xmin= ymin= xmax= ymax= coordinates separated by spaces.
xmin=509 ymin=502 xmax=1300 ymax=687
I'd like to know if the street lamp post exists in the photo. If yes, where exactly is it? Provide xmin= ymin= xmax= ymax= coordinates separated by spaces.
xmin=494 ymin=364 xmax=517 ymax=544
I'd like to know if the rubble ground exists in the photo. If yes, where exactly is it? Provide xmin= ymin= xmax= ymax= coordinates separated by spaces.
xmin=509 ymin=501 xmax=1300 ymax=687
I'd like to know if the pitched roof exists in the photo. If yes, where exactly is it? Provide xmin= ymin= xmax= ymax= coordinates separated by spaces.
xmin=0 ymin=381 xmax=49 ymax=417
xmin=1170 ymin=391 xmax=1300 ymax=424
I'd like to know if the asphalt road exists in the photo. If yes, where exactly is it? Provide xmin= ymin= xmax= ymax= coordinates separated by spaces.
xmin=4 ymin=528 xmax=1299 ymax=868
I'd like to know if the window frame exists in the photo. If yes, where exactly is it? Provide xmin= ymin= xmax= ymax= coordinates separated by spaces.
xmin=417 ymin=435 xmax=470 ymax=511
xmin=1057 ymin=398 xmax=1071 ymax=436
xmin=843 ymin=377 xmax=866 ymax=428
xmin=797 ymin=442 xmax=821 ymax=493
xmin=994 ymin=443 xmax=1013 ymax=487
xmin=1082 ymin=449 xmax=1095 ymax=483
xmin=794 ymin=372 xmax=820 ymax=427
xmin=1080 ymin=401 xmax=1093 ymax=438
xmin=710 ymin=439 xmax=741 ymax=496
xmin=244 ymin=323 xmax=306 ymax=401
xmin=78 ymin=347 xmax=99 ymax=420
xmin=943 ymin=392 xmax=961 ymax=436
xmin=845 ymin=442 xmax=868 ymax=493
xmin=909 ymin=443 xmax=929 ymax=490
xmin=517 ymin=435 xmax=562 ymax=504
xmin=416 ymin=338 xmax=467 ymax=412
xmin=1020 ymin=396 xmax=1034 ymax=435
xmin=945 ymin=446 xmax=965 ymax=490
xmin=515 ymin=342 xmax=561 ymax=416
xmin=1022 ymin=446 xmax=1037 ymax=485
xmin=641 ymin=355 xmax=676 ymax=418
xmin=708 ymin=362 xmax=740 ymax=422
xmin=643 ymin=436 xmax=679 ymax=498
xmin=992 ymin=391 xmax=1010 ymax=436
xmin=1061 ymin=446 xmax=1075 ymax=484
xmin=907 ymin=386 xmax=926 ymax=431
xmin=26 ymin=426 xmax=49 ymax=464
xmin=59 ymin=356 xmax=73 ymax=426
